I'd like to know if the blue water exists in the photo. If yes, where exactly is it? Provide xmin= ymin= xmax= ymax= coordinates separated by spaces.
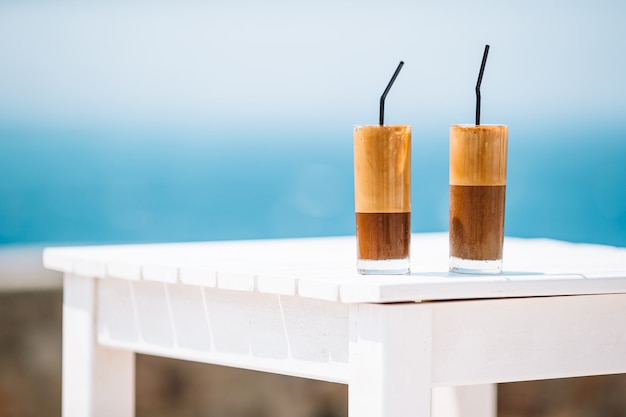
xmin=1 ymin=125 xmax=626 ymax=247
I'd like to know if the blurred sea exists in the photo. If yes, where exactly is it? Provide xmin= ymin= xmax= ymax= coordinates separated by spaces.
xmin=1 ymin=124 xmax=626 ymax=248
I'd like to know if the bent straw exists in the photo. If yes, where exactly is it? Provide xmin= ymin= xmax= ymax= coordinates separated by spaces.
xmin=475 ymin=44 xmax=490 ymax=126
xmin=379 ymin=61 xmax=405 ymax=125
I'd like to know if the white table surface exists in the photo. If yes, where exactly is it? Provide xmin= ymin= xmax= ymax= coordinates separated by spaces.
xmin=43 ymin=232 xmax=626 ymax=303
xmin=43 ymin=233 xmax=626 ymax=417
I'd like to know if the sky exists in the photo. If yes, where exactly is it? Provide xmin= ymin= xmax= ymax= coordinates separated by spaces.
xmin=0 ymin=0 xmax=625 ymax=137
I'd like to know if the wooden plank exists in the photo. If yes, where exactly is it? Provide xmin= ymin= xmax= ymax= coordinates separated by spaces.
xmin=96 ymin=284 xmax=626 ymax=386
xmin=431 ymin=293 xmax=626 ymax=385
xmin=256 ymin=272 xmax=297 ymax=295
xmin=338 ymin=273 xmax=616 ymax=303
xmin=217 ymin=271 xmax=256 ymax=291
xmin=142 ymin=262 xmax=179 ymax=283
xmin=179 ymin=265 xmax=217 ymax=287
xmin=96 ymin=277 xmax=350 ymax=383
xmin=43 ymin=233 xmax=626 ymax=303
xmin=106 ymin=260 xmax=142 ymax=281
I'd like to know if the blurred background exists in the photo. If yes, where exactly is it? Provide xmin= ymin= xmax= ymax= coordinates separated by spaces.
xmin=1 ymin=0 xmax=625 ymax=416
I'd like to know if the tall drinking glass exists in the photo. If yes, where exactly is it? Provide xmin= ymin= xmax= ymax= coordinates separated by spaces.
xmin=449 ymin=124 xmax=508 ymax=274
xmin=354 ymin=125 xmax=411 ymax=275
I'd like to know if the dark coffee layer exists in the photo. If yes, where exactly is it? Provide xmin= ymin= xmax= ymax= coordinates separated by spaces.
xmin=450 ymin=185 xmax=505 ymax=260
xmin=356 ymin=212 xmax=410 ymax=260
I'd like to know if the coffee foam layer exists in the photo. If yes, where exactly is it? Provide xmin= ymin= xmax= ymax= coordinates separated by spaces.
xmin=449 ymin=124 xmax=508 ymax=186
xmin=354 ymin=125 xmax=411 ymax=213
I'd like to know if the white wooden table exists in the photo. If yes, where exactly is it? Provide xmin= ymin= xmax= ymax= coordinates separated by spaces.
xmin=43 ymin=232 xmax=626 ymax=417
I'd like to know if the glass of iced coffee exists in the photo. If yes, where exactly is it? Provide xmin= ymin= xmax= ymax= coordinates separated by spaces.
xmin=354 ymin=125 xmax=411 ymax=274
xmin=449 ymin=124 xmax=508 ymax=274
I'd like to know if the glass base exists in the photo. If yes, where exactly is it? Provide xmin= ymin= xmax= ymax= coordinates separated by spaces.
xmin=357 ymin=258 xmax=410 ymax=275
xmin=449 ymin=256 xmax=502 ymax=274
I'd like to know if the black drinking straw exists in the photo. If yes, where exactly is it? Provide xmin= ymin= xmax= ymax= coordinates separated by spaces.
xmin=379 ymin=61 xmax=405 ymax=125
xmin=475 ymin=44 xmax=490 ymax=126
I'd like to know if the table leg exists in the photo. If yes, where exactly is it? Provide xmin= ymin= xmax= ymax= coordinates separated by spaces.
xmin=63 ymin=274 xmax=134 ymax=417
xmin=349 ymin=302 xmax=433 ymax=417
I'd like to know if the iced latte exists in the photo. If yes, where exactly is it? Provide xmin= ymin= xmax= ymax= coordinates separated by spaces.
xmin=354 ymin=125 xmax=411 ymax=274
xmin=449 ymin=124 xmax=508 ymax=273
